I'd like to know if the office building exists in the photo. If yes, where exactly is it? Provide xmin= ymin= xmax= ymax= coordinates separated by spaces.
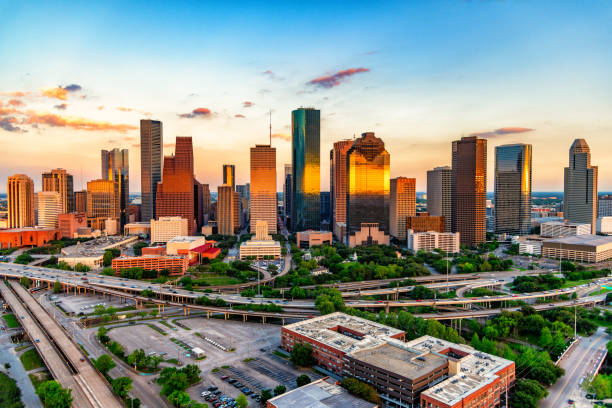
xmin=236 ymin=184 xmax=250 ymax=200
xmin=389 ymin=177 xmax=416 ymax=240
xmin=564 ymin=139 xmax=598 ymax=233
xmin=37 ymin=191 xmax=62 ymax=229
xmin=407 ymin=229 xmax=460 ymax=254
xmin=7 ymin=174 xmax=35 ymax=228
xmin=427 ymin=166 xmax=452 ymax=232
xmin=150 ymin=216 xmax=189 ymax=243
xmin=223 ymin=164 xmax=236 ymax=191
xmin=42 ymin=168 xmax=74 ymax=214
xmin=283 ymin=164 xmax=292 ymax=226
xmin=250 ymin=144 xmax=277 ymax=234
xmin=346 ymin=132 xmax=390 ymax=243
xmin=266 ymin=377 xmax=377 ymax=408
xmin=348 ymin=223 xmax=390 ymax=248
xmin=202 ymin=183 xmax=212 ymax=218
xmin=86 ymin=179 xmax=119 ymax=231
xmin=0 ymin=228 xmax=60 ymax=249
xmin=406 ymin=214 xmax=445 ymax=233
xmin=542 ymin=235 xmax=612 ymax=263
xmin=296 ymin=230 xmax=332 ymax=249
xmin=452 ymin=136 xmax=487 ymax=247
xmin=494 ymin=144 xmax=532 ymax=235
xmin=140 ymin=119 xmax=163 ymax=222
xmin=239 ymin=220 xmax=281 ymax=260
xmin=217 ymin=184 xmax=234 ymax=236
xmin=101 ymin=148 xmax=129 ymax=226
xmin=292 ymin=107 xmax=320 ymax=231
xmin=330 ymin=140 xmax=353 ymax=240
xmin=156 ymin=137 xmax=196 ymax=234
xmin=598 ymin=195 xmax=612 ymax=217
xmin=320 ymin=191 xmax=330 ymax=228
xmin=540 ymin=220 xmax=591 ymax=238
xmin=58 ymin=212 xmax=88 ymax=239
xmin=75 ymin=190 xmax=87 ymax=213
xmin=233 ymin=191 xmax=241 ymax=233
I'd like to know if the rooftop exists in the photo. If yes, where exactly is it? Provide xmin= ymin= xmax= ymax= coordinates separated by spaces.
xmin=0 ymin=227 xmax=58 ymax=233
xmin=267 ymin=377 xmax=376 ymax=408
xmin=544 ymin=234 xmax=612 ymax=247
xmin=168 ymin=236 xmax=205 ymax=243
xmin=240 ymin=240 xmax=281 ymax=248
xmin=114 ymin=254 xmax=186 ymax=261
xmin=541 ymin=220 xmax=590 ymax=227
xmin=60 ymin=235 xmax=137 ymax=258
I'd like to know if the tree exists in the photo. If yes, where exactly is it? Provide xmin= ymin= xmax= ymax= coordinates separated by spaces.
xmin=510 ymin=379 xmax=548 ymax=408
xmin=111 ymin=377 xmax=133 ymax=399
xmin=168 ymin=390 xmax=191 ymax=407
xmin=94 ymin=304 xmax=106 ymax=316
xmin=274 ymin=385 xmax=286 ymax=396
xmin=538 ymin=327 xmax=553 ymax=349
xmin=93 ymin=354 xmax=116 ymax=377
xmin=235 ymin=393 xmax=248 ymax=408
xmin=36 ymin=380 xmax=73 ymax=408
xmin=290 ymin=343 xmax=315 ymax=367
xmin=0 ymin=371 xmax=24 ymax=408
xmin=53 ymin=280 xmax=61 ymax=294
xmin=296 ymin=374 xmax=311 ymax=387
xmin=74 ymin=263 xmax=90 ymax=272
xmin=19 ymin=277 xmax=31 ymax=288
xmin=127 ymin=349 xmax=147 ymax=370
xmin=341 ymin=377 xmax=380 ymax=405
xmin=149 ymin=309 xmax=159 ymax=318
xmin=261 ymin=389 xmax=273 ymax=404
xmin=149 ymin=355 xmax=163 ymax=370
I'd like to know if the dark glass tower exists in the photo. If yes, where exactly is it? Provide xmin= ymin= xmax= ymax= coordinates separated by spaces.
xmin=140 ymin=119 xmax=163 ymax=222
xmin=101 ymin=148 xmax=129 ymax=227
xmin=291 ymin=108 xmax=320 ymax=231
xmin=494 ymin=144 xmax=532 ymax=235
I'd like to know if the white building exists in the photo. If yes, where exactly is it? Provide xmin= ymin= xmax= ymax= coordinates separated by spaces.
xmin=36 ymin=191 xmax=61 ymax=229
xmin=519 ymin=240 xmax=542 ymax=255
xmin=151 ymin=217 xmax=189 ymax=243
xmin=597 ymin=217 xmax=612 ymax=234
xmin=406 ymin=229 xmax=460 ymax=254
xmin=239 ymin=220 xmax=281 ymax=260
xmin=540 ymin=221 xmax=591 ymax=238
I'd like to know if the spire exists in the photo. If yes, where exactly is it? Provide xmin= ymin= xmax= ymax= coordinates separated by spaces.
xmin=269 ymin=109 xmax=272 ymax=146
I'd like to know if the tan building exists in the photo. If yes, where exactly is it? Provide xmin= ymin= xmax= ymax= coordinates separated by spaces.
xmin=330 ymin=139 xmax=354 ymax=240
xmin=8 ymin=174 xmax=35 ymax=228
xmin=75 ymin=190 xmax=87 ymax=213
xmin=348 ymin=223 xmax=390 ymax=248
xmin=296 ymin=230 xmax=333 ymax=249
xmin=427 ymin=166 xmax=452 ymax=232
xmin=389 ymin=177 xmax=416 ymax=240
xmin=87 ymin=179 xmax=119 ymax=231
xmin=267 ymin=377 xmax=377 ymax=408
xmin=406 ymin=214 xmax=445 ymax=233
xmin=217 ymin=184 xmax=234 ymax=236
xmin=151 ymin=216 xmax=188 ymax=243
xmin=542 ymin=235 xmax=612 ymax=263
xmin=166 ymin=236 xmax=207 ymax=255
xmin=239 ymin=220 xmax=281 ymax=260
xmin=124 ymin=222 xmax=151 ymax=236
xmin=250 ymin=144 xmax=277 ymax=234
xmin=42 ymin=168 xmax=74 ymax=213
xmin=58 ymin=212 xmax=88 ymax=239
xmin=407 ymin=229 xmax=460 ymax=254
xmin=36 ymin=191 xmax=62 ymax=229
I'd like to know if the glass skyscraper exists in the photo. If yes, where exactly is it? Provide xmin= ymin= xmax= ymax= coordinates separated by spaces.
xmin=564 ymin=139 xmax=598 ymax=233
xmin=494 ymin=144 xmax=532 ymax=235
xmin=140 ymin=119 xmax=163 ymax=222
xmin=291 ymin=108 xmax=320 ymax=231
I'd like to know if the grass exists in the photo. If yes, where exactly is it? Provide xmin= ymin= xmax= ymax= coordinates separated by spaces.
xmin=195 ymin=356 xmax=206 ymax=361
xmin=560 ymin=279 xmax=593 ymax=289
xmin=14 ymin=344 xmax=32 ymax=352
xmin=273 ymin=350 xmax=288 ymax=359
xmin=2 ymin=313 xmax=20 ymax=328
xmin=589 ymin=288 xmax=612 ymax=296
xmin=29 ymin=371 xmax=51 ymax=390
xmin=211 ymin=368 xmax=220 ymax=372
xmin=147 ymin=323 xmax=167 ymax=336
xmin=242 ymin=357 xmax=254 ymax=363
xmin=159 ymin=320 xmax=173 ymax=329
xmin=198 ymin=276 xmax=242 ymax=286
xmin=20 ymin=349 xmax=45 ymax=371
xmin=79 ymin=344 xmax=90 ymax=356
xmin=165 ymin=358 xmax=180 ymax=365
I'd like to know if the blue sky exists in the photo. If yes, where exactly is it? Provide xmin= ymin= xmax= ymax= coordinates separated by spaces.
xmin=1 ymin=1 xmax=611 ymax=192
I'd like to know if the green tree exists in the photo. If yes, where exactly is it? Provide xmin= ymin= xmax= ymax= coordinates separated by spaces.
xmin=149 ymin=355 xmax=163 ymax=370
xmin=19 ymin=277 xmax=31 ymax=288
xmin=127 ymin=349 xmax=147 ymax=370
xmin=341 ymin=377 xmax=380 ymax=405
xmin=93 ymin=354 xmax=116 ymax=377
xmin=538 ymin=327 xmax=553 ymax=349
xmin=111 ymin=377 xmax=133 ymax=399
xmin=235 ymin=393 xmax=248 ymax=408
xmin=168 ymin=390 xmax=191 ymax=407
xmin=74 ymin=263 xmax=90 ymax=272
xmin=296 ymin=374 xmax=311 ymax=387
xmin=53 ymin=280 xmax=61 ymax=294
xmin=93 ymin=304 xmax=106 ymax=316
xmin=0 ymin=371 xmax=24 ymax=408
xmin=510 ymin=379 xmax=548 ymax=408
xmin=261 ymin=389 xmax=273 ymax=404
xmin=36 ymin=380 xmax=73 ymax=408
xmin=274 ymin=385 xmax=286 ymax=396
xmin=290 ymin=343 xmax=315 ymax=367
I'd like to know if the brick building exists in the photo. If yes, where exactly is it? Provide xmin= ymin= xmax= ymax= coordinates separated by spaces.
xmin=111 ymin=254 xmax=188 ymax=275
xmin=406 ymin=214 xmax=445 ymax=233
xmin=58 ymin=212 xmax=88 ymax=239
xmin=0 ymin=228 xmax=60 ymax=249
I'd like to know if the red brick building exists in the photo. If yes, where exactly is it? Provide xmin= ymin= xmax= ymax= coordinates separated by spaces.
xmin=0 ymin=228 xmax=60 ymax=249
xmin=111 ymin=255 xmax=188 ymax=275
xmin=58 ymin=212 xmax=88 ymax=239
xmin=406 ymin=214 xmax=445 ymax=233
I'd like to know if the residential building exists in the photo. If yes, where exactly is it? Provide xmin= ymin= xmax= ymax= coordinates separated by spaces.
xmin=426 ymin=166 xmax=452 ymax=232
xmin=296 ymin=230 xmax=333 ymax=249
xmin=494 ymin=144 xmax=532 ymax=235
xmin=452 ymin=136 xmax=487 ymax=247
xmin=598 ymin=195 xmax=612 ymax=217
xmin=101 ymin=148 xmax=129 ymax=226
xmin=250 ymin=144 xmax=277 ymax=234
xmin=407 ymin=229 xmax=460 ymax=254
xmin=112 ymin=255 xmax=188 ymax=275
xmin=564 ymin=139 xmax=598 ymax=233
xmin=42 ymin=168 xmax=74 ymax=213
xmin=75 ymin=190 xmax=87 ymax=213
xmin=150 ymin=216 xmax=188 ymax=243
xmin=140 ymin=119 xmax=163 ymax=222
xmin=597 ymin=217 xmax=612 ymax=234
xmin=36 ymin=191 xmax=62 ymax=229
xmin=8 ymin=174 xmax=35 ymax=228
xmin=389 ymin=177 xmax=416 ymax=240
xmin=0 ymin=228 xmax=60 ymax=249
xmin=346 ymin=132 xmax=390 ymax=244
xmin=86 ymin=179 xmax=119 ymax=231
xmin=542 ymin=235 xmax=612 ymax=263
xmin=239 ymin=220 xmax=281 ymax=260
xmin=540 ymin=220 xmax=591 ymax=238
xmin=266 ymin=377 xmax=377 ymax=408
xmin=223 ymin=164 xmax=236 ymax=190
xmin=217 ymin=184 xmax=234 ymax=236
xmin=406 ymin=214 xmax=445 ymax=233
xmin=330 ymin=139 xmax=354 ymax=240
xmin=348 ymin=223 xmax=390 ymax=248
xmin=58 ymin=212 xmax=87 ymax=239
xmin=292 ymin=107 xmax=320 ymax=231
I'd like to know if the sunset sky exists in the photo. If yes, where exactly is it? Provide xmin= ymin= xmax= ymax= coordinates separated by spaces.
xmin=1 ymin=1 xmax=611 ymax=193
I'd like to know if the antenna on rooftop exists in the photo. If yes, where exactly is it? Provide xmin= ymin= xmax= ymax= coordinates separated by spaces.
xmin=269 ymin=109 xmax=272 ymax=146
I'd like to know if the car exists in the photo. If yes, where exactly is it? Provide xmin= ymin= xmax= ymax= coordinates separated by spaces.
xmin=228 ymin=378 xmax=236 ymax=384
xmin=35 ymin=339 xmax=40 ymax=343
xmin=201 ymin=391 xmax=210 ymax=397
xmin=416 ymin=299 xmax=423 ymax=302
xmin=512 ymin=294 xmax=518 ymax=297
xmin=377 ymin=300 xmax=383 ymax=303
xmin=472 ymin=298 xmax=477 ymax=300
xmin=567 ymin=399 xmax=574 ymax=405
xmin=213 ymin=390 xmax=222 ymax=395
xmin=207 ymin=386 xmax=218 ymax=392
xmin=80 ymin=357 xmax=85 ymax=362
xmin=221 ymin=375 xmax=229 ymax=380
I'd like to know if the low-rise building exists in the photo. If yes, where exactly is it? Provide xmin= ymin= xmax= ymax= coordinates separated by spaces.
xmin=240 ymin=221 xmax=281 ymax=260
xmin=348 ymin=223 xmax=390 ymax=248
xmin=540 ymin=220 xmax=591 ymax=238
xmin=167 ymin=236 xmax=220 ymax=263
xmin=518 ymin=240 xmax=542 ymax=256
xmin=151 ymin=216 xmax=188 ymax=243
xmin=297 ymin=230 xmax=333 ymax=249
xmin=407 ymin=229 xmax=460 ymax=254
xmin=59 ymin=235 xmax=138 ymax=268
xmin=0 ymin=227 xmax=60 ymax=249
xmin=124 ymin=222 xmax=151 ymax=236
xmin=111 ymin=254 xmax=188 ymax=275
xmin=58 ymin=212 xmax=88 ymax=239
xmin=542 ymin=234 xmax=612 ymax=263
xmin=597 ymin=217 xmax=612 ymax=234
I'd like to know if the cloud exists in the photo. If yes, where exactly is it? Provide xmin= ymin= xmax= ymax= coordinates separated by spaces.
xmin=132 ymin=143 xmax=140 ymax=148
xmin=0 ymin=102 xmax=21 ymax=115
xmin=41 ymin=84 xmax=82 ymax=100
xmin=22 ymin=111 xmax=137 ymax=133
xmin=271 ymin=133 xmax=290 ymax=141
xmin=63 ymin=84 xmax=82 ymax=92
xmin=234 ymin=114 xmax=246 ymax=118
xmin=8 ymin=99 xmax=24 ymax=106
xmin=471 ymin=127 xmax=534 ymax=138
xmin=0 ymin=91 xmax=26 ymax=97
xmin=178 ymin=107 xmax=212 ymax=118
xmin=98 ymin=105 xmax=104 ymax=110
xmin=54 ymin=103 xmax=67 ymax=110
xmin=308 ymin=67 xmax=370 ymax=89
xmin=117 ymin=107 xmax=133 ymax=112
xmin=242 ymin=101 xmax=254 ymax=108
xmin=0 ymin=117 xmax=23 ymax=132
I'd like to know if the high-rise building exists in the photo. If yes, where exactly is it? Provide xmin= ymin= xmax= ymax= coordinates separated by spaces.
xmin=86 ymin=179 xmax=119 ymax=230
xmin=330 ymin=139 xmax=353 ymax=240
xmin=140 ymin=119 xmax=163 ymax=222
xmin=250 ymin=144 xmax=277 ymax=234
xmin=233 ymin=191 xmax=241 ymax=233
xmin=390 ymin=177 xmax=416 ymax=240
xmin=37 ymin=191 xmax=62 ymax=229
xmin=193 ymin=179 xmax=204 ymax=229
xmin=291 ymin=108 xmax=320 ymax=231
xmin=156 ymin=137 xmax=196 ymax=234
xmin=101 ymin=148 xmax=129 ymax=227
xmin=599 ymin=195 xmax=612 ymax=217
xmin=452 ymin=136 xmax=487 ymax=247
xmin=217 ymin=184 xmax=234 ymax=236
xmin=426 ymin=166 xmax=452 ymax=232
xmin=494 ymin=144 xmax=532 ymax=235
xmin=346 ymin=132 xmax=390 ymax=242
xmin=236 ymin=184 xmax=250 ymax=200
xmin=74 ymin=190 xmax=87 ymax=213
xmin=320 ymin=191 xmax=331 ymax=227
xmin=223 ymin=164 xmax=236 ymax=191
xmin=283 ymin=164 xmax=292 ymax=225
xmin=42 ymin=168 xmax=74 ymax=213
xmin=7 ymin=174 xmax=35 ymax=228
xmin=564 ymin=139 xmax=598 ymax=233
xmin=202 ymin=184 xmax=212 ymax=218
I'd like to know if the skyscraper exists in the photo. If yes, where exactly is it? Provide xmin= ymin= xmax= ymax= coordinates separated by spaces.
xmin=217 ymin=184 xmax=234 ymax=236
xmin=202 ymin=184 xmax=212 ymax=218
xmin=8 ymin=174 xmax=35 ymax=228
xmin=426 ymin=166 xmax=452 ymax=232
xmin=283 ymin=164 xmax=292 ymax=226
xmin=494 ymin=144 xmax=532 ymax=235
xmin=156 ymin=137 xmax=196 ymax=234
xmin=331 ymin=139 xmax=354 ymax=240
xmin=564 ymin=139 xmax=598 ymax=233
xmin=87 ymin=179 xmax=119 ymax=230
xmin=37 ymin=191 xmax=62 ymax=229
xmin=42 ymin=168 xmax=74 ymax=213
xmin=346 ymin=132 xmax=390 ymax=242
xmin=250 ymin=144 xmax=277 ymax=234
xmin=292 ymin=108 xmax=320 ymax=231
xmin=390 ymin=177 xmax=416 ymax=241
xmin=101 ymin=148 xmax=129 ymax=226
xmin=74 ymin=190 xmax=87 ymax=213
xmin=223 ymin=164 xmax=236 ymax=191
xmin=140 ymin=119 xmax=163 ymax=222
xmin=452 ymin=136 xmax=487 ymax=247
xmin=233 ymin=191 xmax=241 ymax=233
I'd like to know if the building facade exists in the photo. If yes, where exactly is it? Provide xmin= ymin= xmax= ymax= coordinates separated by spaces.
xmin=7 ymin=174 xmax=35 ymax=228
xmin=112 ymin=255 xmax=188 ymax=275
xmin=58 ymin=212 xmax=88 ymax=239
xmin=37 ymin=191 xmax=62 ymax=229
xmin=407 ymin=229 xmax=460 ymax=254
xmin=0 ymin=228 xmax=60 ymax=249
xmin=389 ymin=177 xmax=416 ymax=241
xmin=598 ymin=195 xmax=612 ymax=217
xmin=250 ymin=144 xmax=277 ymax=234
xmin=330 ymin=140 xmax=354 ymax=240
xmin=292 ymin=108 xmax=321 ymax=231
xmin=494 ymin=144 xmax=532 ymax=235
xmin=239 ymin=220 xmax=281 ymax=260
xmin=150 ymin=216 xmax=188 ymax=243
xmin=296 ymin=230 xmax=333 ymax=249
xmin=540 ymin=220 xmax=591 ymax=238
xmin=222 ymin=164 xmax=236 ymax=190
xmin=217 ymin=184 xmax=234 ymax=236
xmin=140 ymin=119 xmax=163 ymax=222
xmin=452 ymin=136 xmax=487 ymax=247
xmin=564 ymin=139 xmax=598 ymax=234
xmin=42 ymin=168 xmax=74 ymax=214
xmin=348 ymin=223 xmax=390 ymax=248
xmin=101 ymin=148 xmax=129 ymax=227
xmin=426 ymin=166 xmax=452 ymax=232
xmin=75 ymin=190 xmax=87 ymax=213
xmin=86 ymin=179 xmax=119 ymax=230
xmin=542 ymin=235 xmax=612 ymax=263
xmin=406 ymin=214 xmax=445 ymax=233
xmin=283 ymin=164 xmax=292 ymax=227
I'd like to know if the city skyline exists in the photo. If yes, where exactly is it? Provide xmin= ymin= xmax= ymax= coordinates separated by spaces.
xmin=1 ymin=2 xmax=612 ymax=193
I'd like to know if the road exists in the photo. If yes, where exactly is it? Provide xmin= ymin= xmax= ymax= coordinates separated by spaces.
xmin=0 ymin=331 xmax=43 ymax=408
xmin=541 ymin=327 xmax=609 ymax=408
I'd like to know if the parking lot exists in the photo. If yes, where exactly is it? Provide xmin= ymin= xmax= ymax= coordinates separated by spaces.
xmin=52 ymin=293 xmax=134 ymax=315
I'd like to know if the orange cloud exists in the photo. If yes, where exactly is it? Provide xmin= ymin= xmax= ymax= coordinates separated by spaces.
xmin=22 ymin=111 xmax=137 ymax=133
xmin=0 ymin=92 xmax=27 ymax=97
xmin=271 ymin=133 xmax=290 ymax=141
xmin=308 ymin=67 xmax=370 ymax=88
xmin=8 ymin=99 xmax=24 ymax=107
xmin=42 ymin=87 xmax=68 ymax=100
xmin=117 ymin=107 xmax=133 ymax=112
xmin=235 ymin=114 xmax=245 ymax=118
xmin=98 ymin=105 xmax=104 ymax=110
xmin=179 ymin=107 xmax=212 ymax=118
xmin=243 ymin=101 xmax=253 ymax=108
